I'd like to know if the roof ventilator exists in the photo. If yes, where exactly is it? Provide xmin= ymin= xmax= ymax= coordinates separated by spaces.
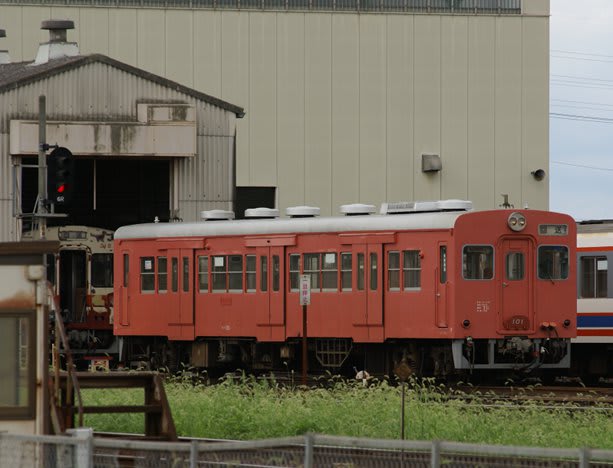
xmin=244 ymin=207 xmax=280 ymax=219
xmin=0 ymin=30 xmax=10 ymax=64
xmin=380 ymin=199 xmax=473 ymax=215
xmin=34 ymin=19 xmax=79 ymax=65
xmin=200 ymin=210 xmax=235 ymax=221
xmin=286 ymin=206 xmax=320 ymax=218
xmin=339 ymin=204 xmax=376 ymax=216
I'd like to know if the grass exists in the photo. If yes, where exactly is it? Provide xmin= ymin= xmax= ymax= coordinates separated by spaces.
xmin=81 ymin=373 xmax=613 ymax=449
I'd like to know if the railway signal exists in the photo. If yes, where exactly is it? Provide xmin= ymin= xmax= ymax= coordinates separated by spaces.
xmin=47 ymin=146 xmax=74 ymax=205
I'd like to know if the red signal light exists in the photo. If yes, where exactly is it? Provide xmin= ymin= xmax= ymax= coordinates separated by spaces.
xmin=57 ymin=184 xmax=66 ymax=194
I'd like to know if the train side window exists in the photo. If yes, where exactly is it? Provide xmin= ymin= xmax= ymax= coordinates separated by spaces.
xmin=261 ymin=256 xmax=268 ymax=292
xmin=182 ymin=257 xmax=190 ymax=292
xmin=171 ymin=258 xmax=178 ymax=292
xmin=341 ymin=252 xmax=352 ymax=291
xmin=0 ymin=312 xmax=35 ymax=418
xmin=273 ymin=255 xmax=280 ymax=292
xmin=370 ymin=253 xmax=378 ymax=290
xmin=198 ymin=256 xmax=209 ymax=293
xmin=538 ymin=245 xmax=569 ymax=280
xmin=580 ymin=256 xmax=607 ymax=297
xmin=289 ymin=254 xmax=300 ymax=292
xmin=388 ymin=251 xmax=400 ymax=291
xmin=140 ymin=257 xmax=155 ymax=293
xmin=212 ymin=256 xmax=227 ymax=292
xmin=322 ymin=253 xmax=338 ymax=291
xmin=158 ymin=257 xmax=168 ymax=293
xmin=229 ymin=255 xmax=243 ymax=292
xmin=463 ymin=246 xmax=494 ymax=280
xmin=506 ymin=252 xmax=524 ymax=281
xmin=403 ymin=250 xmax=421 ymax=289
xmin=304 ymin=254 xmax=320 ymax=291
xmin=246 ymin=255 xmax=256 ymax=292
xmin=440 ymin=246 xmax=447 ymax=283
xmin=357 ymin=253 xmax=365 ymax=291
xmin=123 ymin=253 xmax=129 ymax=287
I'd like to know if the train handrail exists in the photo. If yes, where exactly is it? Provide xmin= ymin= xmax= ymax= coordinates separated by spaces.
xmin=47 ymin=282 xmax=85 ymax=431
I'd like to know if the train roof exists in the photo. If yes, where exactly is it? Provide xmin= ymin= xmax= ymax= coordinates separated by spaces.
xmin=115 ymin=210 xmax=470 ymax=240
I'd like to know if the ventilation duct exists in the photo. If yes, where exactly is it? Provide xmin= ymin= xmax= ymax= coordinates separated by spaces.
xmin=34 ymin=20 xmax=79 ymax=65
xmin=201 ymin=210 xmax=235 ymax=221
xmin=286 ymin=206 xmax=320 ymax=218
xmin=244 ymin=208 xmax=280 ymax=219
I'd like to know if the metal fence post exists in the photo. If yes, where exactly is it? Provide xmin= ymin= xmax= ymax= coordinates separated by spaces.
xmin=67 ymin=427 xmax=93 ymax=468
xmin=431 ymin=439 xmax=441 ymax=468
xmin=190 ymin=439 xmax=198 ymax=468
xmin=304 ymin=433 xmax=314 ymax=468
xmin=579 ymin=447 xmax=591 ymax=468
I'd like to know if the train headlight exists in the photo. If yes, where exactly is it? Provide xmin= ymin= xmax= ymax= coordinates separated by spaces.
xmin=508 ymin=212 xmax=527 ymax=232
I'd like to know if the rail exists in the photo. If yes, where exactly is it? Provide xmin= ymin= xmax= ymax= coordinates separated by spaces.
xmin=0 ymin=0 xmax=522 ymax=14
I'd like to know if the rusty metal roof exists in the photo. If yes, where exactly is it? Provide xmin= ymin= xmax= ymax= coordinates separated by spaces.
xmin=0 ymin=53 xmax=245 ymax=117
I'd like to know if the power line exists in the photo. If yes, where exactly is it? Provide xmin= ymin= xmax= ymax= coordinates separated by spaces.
xmin=550 ymin=112 xmax=613 ymax=123
xmin=551 ymin=54 xmax=613 ymax=64
xmin=551 ymin=74 xmax=613 ymax=84
xmin=552 ymin=161 xmax=613 ymax=173
xmin=551 ymin=98 xmax=613 ymax=108
xmin=551 ymin=49 xmax=613 ymax=59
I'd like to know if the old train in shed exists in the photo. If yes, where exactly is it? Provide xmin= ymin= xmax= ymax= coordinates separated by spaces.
xmin=110 ymin=200 xmax=576 ymax=379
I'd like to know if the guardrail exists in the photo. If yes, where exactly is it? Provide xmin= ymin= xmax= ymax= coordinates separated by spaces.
xmin=0 ymin=0 xmax=521 ymax=14
xmin=1 ymin=431 xmax=611 ymax=467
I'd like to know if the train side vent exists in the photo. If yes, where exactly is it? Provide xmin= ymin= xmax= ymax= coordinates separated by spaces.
xmin=200 ymin=210 xmax=235 ymax=221
xmin=380 ymin=199 xmax=473 ymax=215
xmin=339 ymin=204 xmax=376 ymax=216
xmin=244 ymin=207 xmax=280 ymax=219
xmin=286 ymin=206 xmax=320 ymax=218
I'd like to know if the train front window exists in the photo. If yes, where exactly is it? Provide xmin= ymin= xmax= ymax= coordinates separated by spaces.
xmin=580 ymin=256 xmax=607 ymax=298
xmin=506 ymin=252 xmax=524 ymax=281
xmin=140 ymin=257 xmax=155 ymax=292
xmin=91 ymin=254 xmax=113 ymax=288
xmin=463 ymin=245 xmax=494 ymax=280
xmin=538 ymin=245 xmax=569 ymax=281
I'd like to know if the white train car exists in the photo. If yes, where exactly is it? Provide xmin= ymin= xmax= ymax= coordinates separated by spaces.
xmin=576 ymin=220 xmax=613 ymax=381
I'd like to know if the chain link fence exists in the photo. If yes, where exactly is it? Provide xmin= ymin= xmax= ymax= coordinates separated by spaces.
xmin=1 ymin=431 xmax=613 ymax=467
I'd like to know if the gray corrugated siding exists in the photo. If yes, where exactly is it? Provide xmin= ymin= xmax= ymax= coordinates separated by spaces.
xmin=0 ymin=60 xmax=237 ymax=241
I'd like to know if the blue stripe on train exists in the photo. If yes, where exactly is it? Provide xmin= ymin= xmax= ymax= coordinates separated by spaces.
xmin=577 ymin=315 xmax=613 ymax=328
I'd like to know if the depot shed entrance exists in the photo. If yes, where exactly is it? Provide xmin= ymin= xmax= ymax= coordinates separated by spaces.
xmin=0 ymin=21 xmax=244 ymax=241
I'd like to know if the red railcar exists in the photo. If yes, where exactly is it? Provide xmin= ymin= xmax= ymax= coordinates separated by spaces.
xmin=113 ymin=201 xmax=576 ymax=377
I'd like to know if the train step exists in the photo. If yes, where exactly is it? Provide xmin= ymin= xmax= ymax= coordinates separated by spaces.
xmin=49 ymin=371 xmax=177 ymax=441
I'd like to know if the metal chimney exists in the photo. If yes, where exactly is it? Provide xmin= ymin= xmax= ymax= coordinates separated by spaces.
xmin=33 ymin=20 xmax=79 ymax=65
xmin=0 ymin=30 xmax=10 ymax=64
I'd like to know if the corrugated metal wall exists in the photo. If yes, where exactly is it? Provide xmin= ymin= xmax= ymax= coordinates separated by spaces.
xmin=0 ymin=61 xmax=237 ymax=241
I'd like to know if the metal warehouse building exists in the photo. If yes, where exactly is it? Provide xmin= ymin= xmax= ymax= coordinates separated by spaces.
xmin=1 ymin=0 xmax=550 ymax=233
xmin=0 ymin=22 xmax=243 ymax=241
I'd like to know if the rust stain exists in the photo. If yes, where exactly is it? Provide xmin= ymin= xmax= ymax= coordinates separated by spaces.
xmin=0 ymin=291 xmax=35 ymax=310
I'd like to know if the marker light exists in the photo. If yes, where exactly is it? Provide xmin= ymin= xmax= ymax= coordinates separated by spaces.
xmin=508 ymin=212 xmax=527 ymax=232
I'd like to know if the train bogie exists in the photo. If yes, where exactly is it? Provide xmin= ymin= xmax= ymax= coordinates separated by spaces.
xmin=114 ymin=201 xmax=577 ymax=378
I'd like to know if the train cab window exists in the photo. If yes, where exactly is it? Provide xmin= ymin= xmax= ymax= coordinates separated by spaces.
xmin=388 ymin=251 xmax=400 ymax=291
xmin=182 ymin=257 xmax=190 ymax=292
xmin=92 ymin=253 xmax=113 ymax=288
xmin=304 ymin=254 xmax=320 ymax=290
xmin=140 ymin=257 xmax=155 ymax=292
xmin=580 ymin=256 xmax=607 ymax=298
xmin=463 ymin=246 xmax=494 ymax=280
xmin=538 ymin=246 xmax=569 ymax=281
xmin=370 ymin=253 xmax=378 ymax=290
xmin=158 ymin=257 xmax=168 ymax=293
xmin=322 ymin=253 xmax=338 ymax=291
xmin=341 ymin=252 xmax=352 ymax=291
xmin=213 ymin=256 xmax=227 ymax=292
xmin=229 ymin=255 xmax=243 ymax=292
xmin=357 ymin=253 xmax=365 ymax=291
xmin=246 ymin=255 xmax=256 ymax=292
xmin=440 ymin=246 xmax=447 ymax=284
xmin=261 ymin=256 xmax=268 ymax=292
xmin=171 ymin=258 xmax=179 ymax=292
xmin=198 ymin=256 xmax=209 ymax=292
xmin=403 ymin=250 xmax=421 ymax=289
xmin=0 ymin=312 xmax=35 ymax=418
xmin=289 ymin=254 xmax=300 ymax=292
xmin=273 ymin=255 xmax=280 ymax=292
xmin=123 ymin=254 xmax=129 ymax=287
xmin=506 ymin=252 xmax=524 ymax=281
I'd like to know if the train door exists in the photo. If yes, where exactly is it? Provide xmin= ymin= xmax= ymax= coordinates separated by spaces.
xmin=58 ymin=249 xmax=87 ymax=323
xmin=499 ymin=238 xmax=534 ymax=332
xmin=351 ymin=244 xmax=383 ymax=328
xmin=255 ymin=246 xmax=285 ymax=328
xmin=435 ymin=243 xmax=448 ymax=327
xmin=166 ymin=249 xmax=195 ymax=330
